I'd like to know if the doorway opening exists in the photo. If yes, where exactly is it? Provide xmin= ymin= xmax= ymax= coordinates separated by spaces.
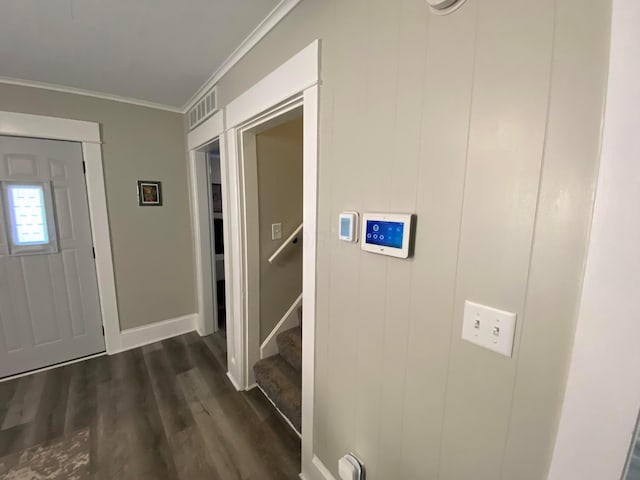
xmin=187 ymin=41 xmax=320 ymax=478
xmin=206 ymin=141 xmax=227 ymax=334
xmin=242 ymin=108 xmax=304 ymax=435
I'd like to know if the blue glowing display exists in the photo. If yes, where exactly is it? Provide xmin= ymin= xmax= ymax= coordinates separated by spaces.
xmin=365 ymin=220 xmax=404 ymax=249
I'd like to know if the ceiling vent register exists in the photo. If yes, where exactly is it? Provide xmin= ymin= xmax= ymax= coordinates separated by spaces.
xmin=188 ymin=86 xmax=218 ymax=130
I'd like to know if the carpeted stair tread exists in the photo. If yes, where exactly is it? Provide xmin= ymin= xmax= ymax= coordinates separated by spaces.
xmin=253 ymin=355 xmax=301 ymax=432
xmin=276 ymin=327 xmax=302 ymax=372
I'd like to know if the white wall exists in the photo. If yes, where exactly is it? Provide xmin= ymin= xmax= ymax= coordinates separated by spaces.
xmin=548 ymin=1 xmax=640 ymax=478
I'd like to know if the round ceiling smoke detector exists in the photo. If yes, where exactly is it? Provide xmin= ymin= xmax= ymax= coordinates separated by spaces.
xmin=427 ymin=0 xmax=467 ymax=15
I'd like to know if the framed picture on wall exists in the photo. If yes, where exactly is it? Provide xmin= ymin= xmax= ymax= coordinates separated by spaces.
xmin=137 ymin=180 xmax=163 ymax=206
xmin=212 ymin=183 xmax=223 ymax=212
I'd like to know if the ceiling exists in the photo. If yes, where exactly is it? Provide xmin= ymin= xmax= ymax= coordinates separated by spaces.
xmin=0 ymin=0 xmax=281 ymax=109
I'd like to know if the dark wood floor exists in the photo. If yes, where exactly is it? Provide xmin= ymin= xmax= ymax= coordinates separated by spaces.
xmin=0 ymin=331 xmax=301 ymax=479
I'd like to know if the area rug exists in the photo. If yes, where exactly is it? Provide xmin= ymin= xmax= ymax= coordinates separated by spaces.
xmin=0 ymin=428 xmax=89 ymax=480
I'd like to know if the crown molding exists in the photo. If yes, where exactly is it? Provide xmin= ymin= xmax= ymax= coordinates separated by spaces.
xmin=181 ymin=0 xmax=303 ymax=114
xmin=0 ymin=75 xmax=183 ymax=113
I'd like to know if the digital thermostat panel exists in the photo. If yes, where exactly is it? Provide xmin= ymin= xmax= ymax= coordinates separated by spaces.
xmin=339 ymin=212 xmax=358 ymax=242
xmin=361 ymin=213 xmax=413 ymax=258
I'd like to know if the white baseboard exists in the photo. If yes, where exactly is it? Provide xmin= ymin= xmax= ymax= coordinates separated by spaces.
xmin=260 ymin=293 xmax=302 ymax=359
xmin=226 ymin=371 xmax=243 ymax=391
xmin=110 ymin=314 xmax=197 ymax=354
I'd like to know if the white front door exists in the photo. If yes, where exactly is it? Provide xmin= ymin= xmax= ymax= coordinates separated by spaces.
xmin=0 ymin=136 xmax=105 ymax=378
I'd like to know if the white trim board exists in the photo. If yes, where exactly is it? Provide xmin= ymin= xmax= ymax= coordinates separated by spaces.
xmin=225 ymin=41 xmax=319 ymax=128
xmin=111 ymin=314 xmax=197 ymax=354
xmin=548 ymin=1 xmax=640 ymax=478
xmin=0 ymin=110 xmax=121 ymax=355
xmin=0 ymin=111 xmax=100 ymax=143
xmin=181 ymin=0 xmax=304 ymax=113
xmin=226 ymin=372 xmax=243 ymax=392
xmin=260 ymin=293 xmax=303 ymax=359
xmin=188 ymin=111 xmax=225 ymax=151
xmin=301 ymin=84 xmax=320 ymax=480
xmin=0 ymin=76 xmax=182 ymax=113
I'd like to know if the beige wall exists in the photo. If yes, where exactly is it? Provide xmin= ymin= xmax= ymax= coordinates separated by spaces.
xmin=215 ymin=0 xmax=611 ymax=479
xmin=0 ymin=84 xmax=196 ymax=329
xmin=256 ymin=117 xmax=303 ymax=342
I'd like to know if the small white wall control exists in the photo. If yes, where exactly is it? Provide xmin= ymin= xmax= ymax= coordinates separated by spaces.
xmin=461 ymin=300 xmax=517 ymax=357
xmin=271 ymin=223 xmax=282 ymax=240
xmin=360 ymin=213 xmax=413 ymax=258
xmin=427 ymin=0 xmax=467 ymax=15
xmin=339 ymin=212 xmax=359 ymax=242
xmin=338 ymin=453 xmax=365 ymax=480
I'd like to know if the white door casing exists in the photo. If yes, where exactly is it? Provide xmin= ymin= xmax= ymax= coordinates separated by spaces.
xmin=186 ymin=41 xmax=320 ymax=478
xmin=0 ymin=136 xmax=105 ymax=377
xmin=0 ymin=111 xmax=120 ymax=360
xmin=222 ymin=40 xmax=321 ymax=479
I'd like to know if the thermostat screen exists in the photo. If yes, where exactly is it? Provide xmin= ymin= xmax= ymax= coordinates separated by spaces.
xmin=365 ymin=220 xmax=404 ymax=249
xmin=340 ymin=217 xmax=351 ymax=237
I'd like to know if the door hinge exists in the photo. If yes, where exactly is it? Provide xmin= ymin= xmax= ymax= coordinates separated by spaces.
xmin=101 ymin=326 xmax=105 ymax=336
xmin=92 ymin=247 xmax=96 ymax=259
xmin=82 ymin=161 xmax=86 ymax=174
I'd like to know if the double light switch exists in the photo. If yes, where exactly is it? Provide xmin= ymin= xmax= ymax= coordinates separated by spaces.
xmin=461 ymin=300 xmax=517 ymax=357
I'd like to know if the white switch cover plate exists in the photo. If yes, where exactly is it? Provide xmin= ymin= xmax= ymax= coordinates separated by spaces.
xmin=271 ymin=223 xmax=282 ymax=240
xmin=462 ymin=300 xmax=517 ymax=357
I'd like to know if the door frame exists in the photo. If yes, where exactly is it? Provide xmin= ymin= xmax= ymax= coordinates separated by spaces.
xmin=226 ymin=40 xmax=320 ymax=480
xmin=230 ymin=98 xmax=305 ymax=390
xmin=187 ymin=111 xmax=226 ymax=337
xmin=0 ymin=111 xmax=120 ymax=354
xmin=187 ymin=40 xmax=321 ymax=479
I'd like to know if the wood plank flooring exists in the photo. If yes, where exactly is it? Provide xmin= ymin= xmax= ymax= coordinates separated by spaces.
xmin=0 ymin=332 xmax=301 ymax=479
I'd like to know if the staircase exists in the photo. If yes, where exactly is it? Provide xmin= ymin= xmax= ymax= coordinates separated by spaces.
xmin=253 ymin=326 xmax=302 ymax=433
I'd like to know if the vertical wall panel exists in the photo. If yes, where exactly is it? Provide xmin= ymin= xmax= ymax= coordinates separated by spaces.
xmin=500 ymin=1 xmax=611 ymax=478
xmin=375 ymin=1 xmax=428 ymax=477
xmin=314 ymin=0 xmax=369 ymax=467
xmin=352 ymin=1 xmax=402 ymax=472
xmin=399 ymin=2 xmax=479 ymax=478
xmin=439 ymin=0 xmax=555 ymax=478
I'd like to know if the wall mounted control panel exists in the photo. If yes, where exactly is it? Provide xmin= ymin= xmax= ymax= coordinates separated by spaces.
xmin=339 ymin=212 xmax=359 ymax=242
xmin=360 ymin=213 xmax=413 ymax=258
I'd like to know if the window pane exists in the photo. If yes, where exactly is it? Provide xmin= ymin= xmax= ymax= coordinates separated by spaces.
xmin=8 ymin=185 xmax=49 ymax=245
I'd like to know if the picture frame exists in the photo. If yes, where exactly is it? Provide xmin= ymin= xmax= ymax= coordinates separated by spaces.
xmin=137 ymin=180 xmax=162 ymax=206
xmin=212 ymin=183 xmax=223 ymax=213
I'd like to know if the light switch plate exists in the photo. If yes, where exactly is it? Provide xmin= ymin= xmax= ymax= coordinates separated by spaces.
xmin=462 ymin=300 xmax=517 ymax=357
xmin=271 ymin=223 xmax=282 ymax=240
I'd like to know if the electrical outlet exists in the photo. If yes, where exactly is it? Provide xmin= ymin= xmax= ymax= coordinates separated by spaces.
xmin=271 ymin=223 xmax=282 ymax=240
xmin=461 ymin=300 xmax=517 ymax=357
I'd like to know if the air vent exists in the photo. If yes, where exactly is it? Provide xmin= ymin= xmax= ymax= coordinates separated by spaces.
xmin=188 ymin=86 xmax=218 ymax=130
